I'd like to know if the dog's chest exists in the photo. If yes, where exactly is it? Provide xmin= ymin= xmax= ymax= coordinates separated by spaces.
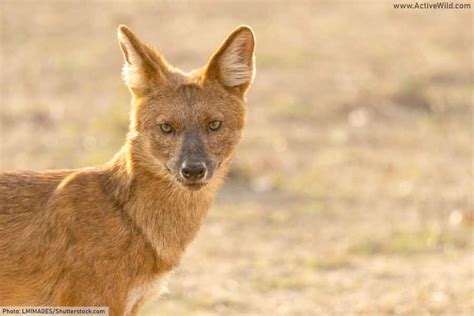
xmin=124 ymin=275 xmax=168 ymax=315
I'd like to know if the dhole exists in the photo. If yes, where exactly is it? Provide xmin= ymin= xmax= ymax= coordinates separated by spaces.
xmin=0 ymin=25 xmax=255 ymax=315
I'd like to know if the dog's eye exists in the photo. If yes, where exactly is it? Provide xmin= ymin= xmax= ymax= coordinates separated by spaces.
xmin=208 ymin=120 xmax=222 ymax=131
xmin=160 ymin=123 xmax=173 ymax=134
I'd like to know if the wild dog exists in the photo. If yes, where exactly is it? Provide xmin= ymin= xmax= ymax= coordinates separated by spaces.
xmin=0 ymin=25 xmax=255 ymax=315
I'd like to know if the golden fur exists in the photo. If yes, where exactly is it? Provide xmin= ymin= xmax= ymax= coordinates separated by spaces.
xmin=0 ymin=25 xmax=255 ymax=315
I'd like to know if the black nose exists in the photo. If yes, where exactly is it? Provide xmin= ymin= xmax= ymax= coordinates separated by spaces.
xmin=180 ymin=161 xmax=207 ymax=182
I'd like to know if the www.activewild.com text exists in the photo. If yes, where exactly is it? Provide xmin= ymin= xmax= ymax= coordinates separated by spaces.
xmin=393 ymin=2 xmax=471 ymax=9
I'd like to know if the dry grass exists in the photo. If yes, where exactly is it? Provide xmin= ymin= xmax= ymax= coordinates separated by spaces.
xmin=1 ymin=1 xmax=472 ymax=315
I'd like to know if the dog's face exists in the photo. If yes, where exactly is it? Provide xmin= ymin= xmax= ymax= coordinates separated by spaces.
xmin=117 ymin=25 xmax=255 ymax=190
xmin=131 ymin=82 xmax=246 ymax=190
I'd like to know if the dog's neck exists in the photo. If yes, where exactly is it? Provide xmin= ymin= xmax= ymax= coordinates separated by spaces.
xmin=103 ymin=144 xmax=224 ymax=269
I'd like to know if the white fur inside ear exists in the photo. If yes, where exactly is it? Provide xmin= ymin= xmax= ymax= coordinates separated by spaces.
xmin=219 ymin=33 xmax=254 ymax=87
xmin=118 ymin=30 xmax=145 ymax=88
xmin=121 ymin=63 xmax=146 ymax=88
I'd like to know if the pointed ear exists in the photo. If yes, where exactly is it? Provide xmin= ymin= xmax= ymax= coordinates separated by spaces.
xmin=205 ymin=26 xmax=255 ymax=95
xmin=117 ymin=25 xmax=168 ymax=94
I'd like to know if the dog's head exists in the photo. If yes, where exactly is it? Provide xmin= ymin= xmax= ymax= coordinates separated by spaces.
xmin=117 ymin=25 xmax=255 ymax=190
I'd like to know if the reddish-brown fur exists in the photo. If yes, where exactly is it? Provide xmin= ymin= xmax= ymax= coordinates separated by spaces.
xmin=0 ymin=25 xmax=255 ymax=315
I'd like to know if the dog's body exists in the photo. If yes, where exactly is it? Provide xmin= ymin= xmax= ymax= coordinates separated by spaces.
xmin=0 ymin=25 xmax=255 ymax=315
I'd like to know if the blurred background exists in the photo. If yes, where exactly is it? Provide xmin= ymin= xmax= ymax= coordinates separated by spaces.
xmin=0 ymin=1 xmax=472 ymax=315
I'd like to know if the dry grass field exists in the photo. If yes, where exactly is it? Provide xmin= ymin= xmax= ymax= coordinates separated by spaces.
xmin=0 ymin=1 xmax=472 ymax=315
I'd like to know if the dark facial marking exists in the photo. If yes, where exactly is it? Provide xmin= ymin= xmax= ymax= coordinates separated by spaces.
xmin=178 ymin=128 xmax=216 ymax=184
xmin=179 ymin=84 xmax=200 ymax=104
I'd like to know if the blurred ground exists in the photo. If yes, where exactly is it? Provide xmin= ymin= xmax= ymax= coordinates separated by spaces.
xmin=0 ymin=1 xmax=473 ymax=315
